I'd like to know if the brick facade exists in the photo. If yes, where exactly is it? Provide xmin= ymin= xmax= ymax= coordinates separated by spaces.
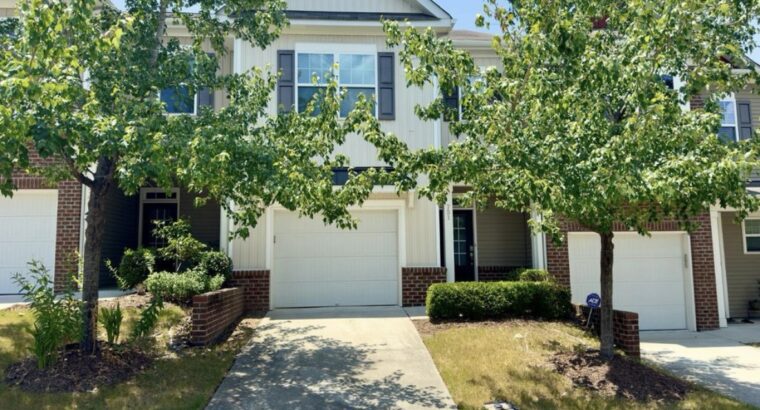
xmin=547 ymin=214 xmax=720 ymax=330
xmin=575 ymin=304 xmax=640 ymax=357
xmin=10 ymin=149 xmax=82 ymax=292
xmin=191 ymin=287 xmax=245 ymax=345
xmin=401 ymin=267 xmax=447 ymax=307
xmin=231 ymin=270 xmax=270 ymax=311
xmin=477 ymin=265 xmax=518 ymax=282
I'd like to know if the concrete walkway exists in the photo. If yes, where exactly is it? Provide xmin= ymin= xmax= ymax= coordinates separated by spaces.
xmin=641 ymin=324 xmax=760 ymax=407
xmin=207 ymin=306 xmax=455 ymax=410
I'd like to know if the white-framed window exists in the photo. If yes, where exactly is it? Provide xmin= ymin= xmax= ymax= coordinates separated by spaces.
xmin=295 ymin=44 xmax=377 ymax=117
xmin=742 ymin=218 xmax=760 ymax=253
xmin=718 ymin=95 xmax=739 ymax=142
xmin=160 ymin=86 xmax=198 ymax=115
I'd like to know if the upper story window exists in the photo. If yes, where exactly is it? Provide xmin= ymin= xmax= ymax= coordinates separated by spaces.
xmin=743 ymin=219 xmax=760 ymax=253
xmin=296 ymin=45 xmax=377 ymax=117
xmin=717 ymin=96 xmax=755 ymax=142
xmin=718 ymin=99 xmax=738 ymax=142
xmin=160 ymin=85 xmax=197 ymax=115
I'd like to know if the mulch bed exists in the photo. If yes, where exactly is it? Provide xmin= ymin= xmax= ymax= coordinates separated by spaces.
xmin=100 ymin=292 xmax=154 ymax=310
xmin=5 ymin=343 xmax=152 ymax=393
xmin=551 ymin=350 xmax=691 ymax=402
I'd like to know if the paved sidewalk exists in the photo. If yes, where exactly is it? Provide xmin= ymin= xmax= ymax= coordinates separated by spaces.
xmin=641 ymin=324 xmax=760 ymax=407
xmin=207 ymin=306 xmax=455 ymax=410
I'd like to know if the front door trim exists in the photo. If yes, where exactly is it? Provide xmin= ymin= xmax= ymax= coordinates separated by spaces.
xmin=138 ymin=187 xmax=180 ymax=247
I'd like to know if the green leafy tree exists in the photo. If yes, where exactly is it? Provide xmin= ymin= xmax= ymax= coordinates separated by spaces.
xmin=0 ymin=0 xmax=388 ymax=353
xmin=384 ymin=0 xmax=760 ymax=359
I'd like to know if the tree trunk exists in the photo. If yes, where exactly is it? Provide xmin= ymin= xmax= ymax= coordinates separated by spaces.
xmin=599 ymin=231 xmax=615 ymax=360
xmin=80 ymin=158 xmax=113 ymax=353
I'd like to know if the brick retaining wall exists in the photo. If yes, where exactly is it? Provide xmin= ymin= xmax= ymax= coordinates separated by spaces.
xmin=402 ymin=267 xmax=446 ymax=307
xmin=191 ymin=287 xmax=244 ymax=345
xmin=575 ymin=304 xmax=640 ymax=357
xmin=231 ymin=270 xmax=270 ymax=311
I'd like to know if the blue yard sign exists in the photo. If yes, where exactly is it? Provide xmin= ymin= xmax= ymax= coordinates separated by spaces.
xmin=586 ymin=293 xmax=601 ymax=308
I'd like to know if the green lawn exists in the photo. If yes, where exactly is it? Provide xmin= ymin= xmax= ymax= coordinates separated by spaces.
xmin=0 ymin=303 xmax=253 ymax=410
xmin=416 ymin=320 xmax=754 ymax=410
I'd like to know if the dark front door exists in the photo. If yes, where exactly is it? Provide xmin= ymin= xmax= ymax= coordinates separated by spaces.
xmin=142 ymin=203 xmax=178 ymax=248
xmin=453 ymin=210 xmax=475 ymax=281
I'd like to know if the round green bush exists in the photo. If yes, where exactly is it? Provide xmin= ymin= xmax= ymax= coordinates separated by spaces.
xmin=115 ymin=248 xmax=155 ymax=290
xmin=198 ymin=251 xmax=232 ymax=280
xmin=518 ymin=269 xmax=553 ymax=282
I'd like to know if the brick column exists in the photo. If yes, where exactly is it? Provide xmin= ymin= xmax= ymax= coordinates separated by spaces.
xmin=54 ymin=181 xmax=82 ymax=291
xmin=401 ymin=267 xmax=447 ymax=307
xmin=576 ymin=305 xmax=640 ymax=357
xmin=231 ymin=270 xmax=270 ymax=312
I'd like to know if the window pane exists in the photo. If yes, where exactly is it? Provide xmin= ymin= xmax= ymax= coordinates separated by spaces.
xmin=746 ymin=220 xmax=760 ymax=235
xmin=339 ymin=54 xmax=375 ymax=85
xmin=298 ymin=86 xmax=324 ymax=115
xmin=297 ymin=53 xmax=333 ymax=85
xmin=161 ymin=86 xmax=194 ymax=114
xmin=720 ymin=101 xmax=736 ymax=125
xmin=340 ymin=87 xmax=375 ymax=117
xmin=747 ymin=236 xmax=760 ymax=252
xmin=718 ymin=127 xmax=737 ymax=143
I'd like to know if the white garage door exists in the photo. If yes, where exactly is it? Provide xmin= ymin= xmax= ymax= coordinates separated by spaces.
xmin=273 ymin=210 xmax=399 ymax=308
xmin=568 ymin=232 xmax=690 ymax=330
xmin=0 ymin=190 xmax=58 ymax=294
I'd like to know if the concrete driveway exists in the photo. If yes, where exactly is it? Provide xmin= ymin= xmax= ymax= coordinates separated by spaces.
xmin=206 ymin=306 xmax=455 ymax=410
xmin=641 ymin=324 xmax=760 ymax=407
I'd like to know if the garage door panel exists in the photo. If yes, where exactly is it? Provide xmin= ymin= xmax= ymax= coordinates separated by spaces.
xmin=275 ymin=212 xmax=397 ymax=234
xmin=276 ymin=256 xmax=397 ymax=283
xmin=274 ymin=232 xmax=396 ymax=259
xmin=273 ymin=210 xmax=399 ymax=308
xmin=0 ymin=191 xmax=57 ymax=294
xmin=569 ymin=233 xmax=689 ymax=330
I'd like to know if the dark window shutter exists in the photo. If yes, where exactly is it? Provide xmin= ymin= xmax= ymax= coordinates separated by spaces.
xmin=197 ymin=52 xmax=216 ymax=111
xmin=378 ymin=52 xmax=395 ymax=120
xmin=443 ymin=87 xmax=459 ymax=121
xmin=197 ymin=88 xmax=214 ymax=109
xmin=277 ymin=50 xmax=295 ymax=113
xmin=738 ymin=101 xmax=753 ymax=140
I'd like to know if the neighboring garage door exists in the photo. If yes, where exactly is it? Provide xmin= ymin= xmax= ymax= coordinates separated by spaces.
xmin=272 ymin=210 xmax=399 ymax=308
xmin=0 ymin=190 xmax=58 ymax=294
xmin=568 ymin=232 xmax=690 ymax=330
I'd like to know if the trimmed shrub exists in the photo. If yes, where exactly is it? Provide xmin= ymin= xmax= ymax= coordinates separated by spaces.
xmin=426 ymin=281 xmax=572 ymax=321
xmin=144 ymin=270 xmax=225 ymax=304
xmin=113 ymin=248 xmax=155 ymax=290
xmin=198 ymin=251 xmax=232 ymax=280
xmin=518 ymin=269 xmax=553 ymax=282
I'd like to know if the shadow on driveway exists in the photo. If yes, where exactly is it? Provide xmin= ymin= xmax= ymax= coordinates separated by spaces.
xmin=207 ymin=307 xmax=455 ymax=409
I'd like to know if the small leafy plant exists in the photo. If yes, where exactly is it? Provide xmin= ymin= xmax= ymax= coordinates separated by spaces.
xmin=99 ymin=304 xmax=123 ymax=344
xmin=130 ymin=296 xmax=164 ymax=340
xmin=109 ymin=248 xmax=156 ymax=290
xmin=13 ymin=262 xmax=82 ymax=369
xmin=153 ymin=219 xmax=207 ymax=272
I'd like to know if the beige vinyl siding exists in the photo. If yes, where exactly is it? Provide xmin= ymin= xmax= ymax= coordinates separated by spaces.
xmin=476 ymin=208 xmax=531 ymax=268
xmin=405 ymin=195 xmax=438 ymax=266
xmin=240 ymin=33 xmax=437 ymax=166
xmin=284 ymin=0 xmax=424 ymax=14
xmin=232 ymin=222 xmax=267 ymax=270
xmin=0 ymin=8 xmax=15 ymax=17
xmin=721 ymin=212 xmax=760 ymax=318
